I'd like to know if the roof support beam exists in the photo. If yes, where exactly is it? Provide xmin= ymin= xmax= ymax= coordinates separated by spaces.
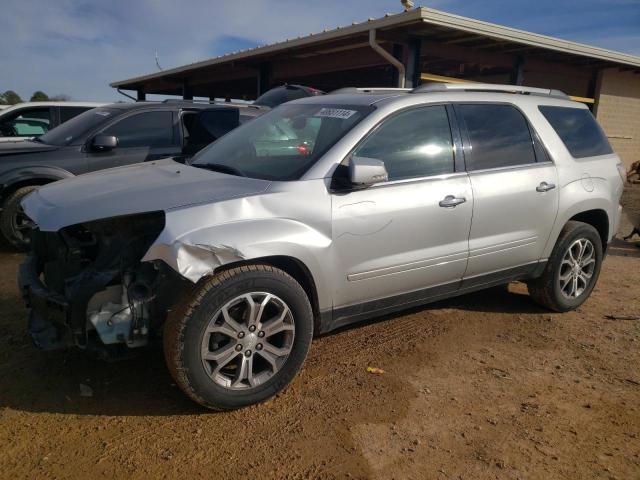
xmin=404 ymin=37 xmax=422 ymax=88
xmin=182 ymin=81 xmax=193 ymax=100
xmin=510 ymin=55 xmax=525 ymax=86
xmin=136 ymin=90 xmax=146 ymax=101
xmin=257 ymin=62 xmax=271 ymax=96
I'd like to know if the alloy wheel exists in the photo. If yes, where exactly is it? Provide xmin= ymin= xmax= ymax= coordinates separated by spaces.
xmin=200 ymin=292 xmax=295 ymax=390
xmin=558 ymin=238 xmax=596 ymax=299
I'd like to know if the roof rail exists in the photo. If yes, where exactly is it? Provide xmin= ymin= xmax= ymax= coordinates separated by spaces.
xmin=329 ymin=87 xmax=412 ymax=95
xmin=162 ymin=98 xmax=217 ymax=104
xmin=412 ymin=82 xmax=570 ymax=100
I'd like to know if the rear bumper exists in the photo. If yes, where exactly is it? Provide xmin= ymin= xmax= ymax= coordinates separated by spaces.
xmin=18 ymin=255 xmax=73 ymax=350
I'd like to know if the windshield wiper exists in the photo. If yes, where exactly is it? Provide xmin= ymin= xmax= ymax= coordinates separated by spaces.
xmin=192 ymin=163 xmax=246 ymax=177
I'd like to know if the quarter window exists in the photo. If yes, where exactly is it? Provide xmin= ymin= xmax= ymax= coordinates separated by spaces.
xmin=539 ymin=106 xmax=612 ymax=158
xmin=0 ymin=107 xmax=51 ymax=137
xmin=458 ymin=104 xmax=536 ymax=170
xmin=353 ymin=105 xmax=454 ymax=181
xmin=101 ymin=111 xmax=175 ymax=148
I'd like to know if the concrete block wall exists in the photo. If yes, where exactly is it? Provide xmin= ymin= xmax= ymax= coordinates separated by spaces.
xmin=595 ymin=68 xmax=640 ymax=169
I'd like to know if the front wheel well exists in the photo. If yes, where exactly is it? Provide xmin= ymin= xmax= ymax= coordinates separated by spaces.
xmin=1 ymin=178 xmax=54 ymax=204
xmin=568 ymin=209 xmax=609 ymax=251
xmin=214 ymin=256 xmax=321 ymax=333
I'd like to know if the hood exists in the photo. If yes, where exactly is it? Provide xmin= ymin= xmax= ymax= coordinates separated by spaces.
xmin=22 ymin=159 xmax=271 ymax=231
xmin=0 ymin=140 xmax=59 ymax=155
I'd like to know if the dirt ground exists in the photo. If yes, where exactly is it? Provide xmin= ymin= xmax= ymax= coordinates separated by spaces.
xmin=1 ymin=193 xmax=639 ymax=480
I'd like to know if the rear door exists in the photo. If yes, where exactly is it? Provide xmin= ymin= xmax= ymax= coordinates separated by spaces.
xmin=86 ymin=110 xmax=180 ymax=171
xmin=454 ymin=103 xmax=559 ymax=280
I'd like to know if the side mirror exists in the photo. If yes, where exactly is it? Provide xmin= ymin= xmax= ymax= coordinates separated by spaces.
xmin=349 ymin=155 xmax=389 ymax=186
xmin=92 ymin=135 xmax=118 ymax=151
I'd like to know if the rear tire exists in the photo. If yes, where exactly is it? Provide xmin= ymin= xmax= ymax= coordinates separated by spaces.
xmin=528 ymin=221 xmax=603 ymax=312
xmin=0 ymin=185 xmax=38 ymax=250
xmin=163 ymin=264 xmax=313 ymax=411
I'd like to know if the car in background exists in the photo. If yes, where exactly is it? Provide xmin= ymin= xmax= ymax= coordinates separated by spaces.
xmin=0 ymin=85 xmax=324 ymax=248
xmin=0 ymin=102 xmax=106 ymax=142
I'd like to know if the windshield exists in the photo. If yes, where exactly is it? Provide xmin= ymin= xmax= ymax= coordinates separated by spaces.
xmin=38 ymin=107 xmax=118 ymax=146
xmin=192 ymin=103 xmax=373 ymax=180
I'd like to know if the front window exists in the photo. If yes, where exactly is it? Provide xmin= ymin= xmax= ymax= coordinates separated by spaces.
xmin=39 ymin=108 xmax=118 ymax=146
xmin=100 ymin=111 xmax=176 ymax=148
xmin=192 ymin=104 xmax=372 ymax=181
xmin=353 ymin=105 xmax=455 ymax=181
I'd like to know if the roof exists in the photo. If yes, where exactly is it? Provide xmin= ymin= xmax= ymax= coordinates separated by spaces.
xmin=0 ymin=101 xmax=107 ymax=114
xmin=291 ymin=83 xmax=585 ymax=109
xmin=101 ymin=100 xmax=268 ymax=111
xmin=111 ymin=7 xmax=640 ymax=90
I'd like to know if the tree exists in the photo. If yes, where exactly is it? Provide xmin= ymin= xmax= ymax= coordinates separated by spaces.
xmin=30 ymin=91 xmax=49 ymax=101
xmin=0 ymin=90 xmax=23 ymax=105
xmin=50 ymin=94 xmax=72 ymax=101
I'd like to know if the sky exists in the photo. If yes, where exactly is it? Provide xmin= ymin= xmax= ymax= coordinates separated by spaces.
xmin=1 ymin=0 xmax=639 ymax=102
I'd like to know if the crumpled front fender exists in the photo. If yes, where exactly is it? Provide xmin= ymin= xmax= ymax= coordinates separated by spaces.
xmin=142 ymin=182 xmax=334 ymax=310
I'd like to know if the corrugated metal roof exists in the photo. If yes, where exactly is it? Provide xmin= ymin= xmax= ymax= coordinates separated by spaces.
xmin=111 ymin=7 xmax=640 ymax=88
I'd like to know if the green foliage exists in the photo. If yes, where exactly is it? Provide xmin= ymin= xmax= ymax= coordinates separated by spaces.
xmin=30 ymin=91 xmax=49 ymax=101
xmin=50 ymin=94 xmax=71 ymax=101
xmin=0 ymin=90 xmax=23 ymax=105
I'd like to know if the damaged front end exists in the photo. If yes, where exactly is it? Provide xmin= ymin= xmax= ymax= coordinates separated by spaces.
xmin=18 ymin=212 xmax=187 ymax=359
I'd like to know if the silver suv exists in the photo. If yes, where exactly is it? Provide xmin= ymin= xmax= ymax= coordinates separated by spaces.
xmin=19 ymin=83 xmax=625 ymax=410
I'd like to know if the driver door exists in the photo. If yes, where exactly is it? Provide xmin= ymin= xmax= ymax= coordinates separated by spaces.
xmin=330 ymin=104 xmax=473 ymax=315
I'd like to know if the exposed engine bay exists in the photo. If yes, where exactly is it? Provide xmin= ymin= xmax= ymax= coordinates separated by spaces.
xmin=19 ymin=212 xmax=189 ymax=359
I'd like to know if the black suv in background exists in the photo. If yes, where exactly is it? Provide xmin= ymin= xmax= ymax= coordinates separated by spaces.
xmin=0 ymin=85 xmax=324 ymax=248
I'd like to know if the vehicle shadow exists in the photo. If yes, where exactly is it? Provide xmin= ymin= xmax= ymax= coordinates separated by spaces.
xmin=329 ymin=283 xmax=546 ymax=338
xmin=607 ymin=237 xmax=640 ymax=258
xmin=0 ymin=235 xmax=18 ymax=254
xmin=0 ymin=284 xmax=542 ymax=417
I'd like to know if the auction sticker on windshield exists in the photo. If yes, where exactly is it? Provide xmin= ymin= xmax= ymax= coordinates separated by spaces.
xmin=314 ymin=108 xmax=357 ymax=119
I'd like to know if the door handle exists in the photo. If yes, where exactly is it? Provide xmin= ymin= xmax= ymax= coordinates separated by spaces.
xmin=439 ymin=195 xmax=466 ymax=208
xmin=536 ymin=181 xmax=556 ymax=192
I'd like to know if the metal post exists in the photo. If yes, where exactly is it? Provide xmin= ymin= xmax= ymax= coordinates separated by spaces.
xmin=511 ymin=56 xmax=525 ymax=86
xmin=257 ymin=62 xmax=271 ymax=97
xmin=182 ymin=81 xmax=193 ymax=100
xmin=405 ymin=37 xmax=422 ymax=88
xmin=136 ymin=90 xmax=146 ymax=101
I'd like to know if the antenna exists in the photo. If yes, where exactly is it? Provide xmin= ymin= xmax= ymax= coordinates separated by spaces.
xmin=155 ymin=50 xmax=163 ymax=71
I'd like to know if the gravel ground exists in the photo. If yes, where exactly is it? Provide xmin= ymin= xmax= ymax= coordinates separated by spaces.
xmin=0 ymin=200 xmax=638 ymax=480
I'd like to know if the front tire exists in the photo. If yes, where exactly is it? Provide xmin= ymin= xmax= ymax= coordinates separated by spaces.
xmin=0 ymin=185 xmax=38 ymax=250
xmin=164 ymin=264 xmax=314 ymax=411
xmin=528 ymin=221 xmax=603 ymax=312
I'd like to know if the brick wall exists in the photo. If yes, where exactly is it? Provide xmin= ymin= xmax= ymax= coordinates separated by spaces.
xmin=595 ymin=68 xmax=640 ymax=169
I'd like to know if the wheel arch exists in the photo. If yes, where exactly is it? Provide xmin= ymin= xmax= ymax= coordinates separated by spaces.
xmin=568 ymin=209 xmax=609 ymax=252
xmin=0 ymin=167 xmax=74 ymax=204
xmin=214 ymin=255 xmax=322 ymax=333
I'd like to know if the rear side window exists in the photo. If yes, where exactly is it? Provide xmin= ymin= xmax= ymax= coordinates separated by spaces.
xmin=458 ymin=104 xmax=536 ymax=170
xmin=539 ymin=106 xmax=613 ymax=158
xmin=101 ymin=111 xmax=176 ymax=148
